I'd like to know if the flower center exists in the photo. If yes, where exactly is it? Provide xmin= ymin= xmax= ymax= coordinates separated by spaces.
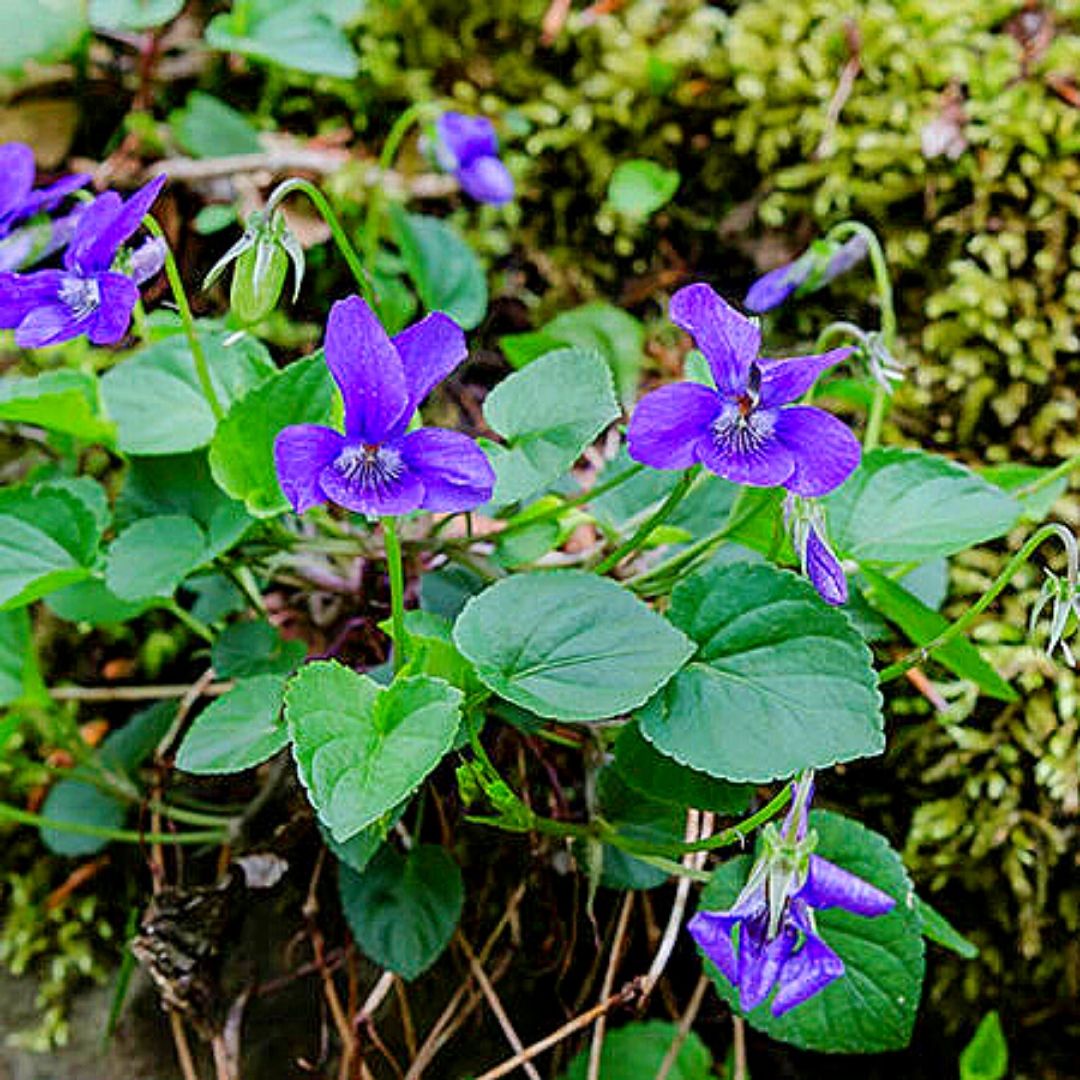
xmin=58 ymin=275 xmax=100 ymax=320
xmin=332 ymin=443 xmax=404 ymax=490
xmin=711 ymin=399 xmax=775 ymax=457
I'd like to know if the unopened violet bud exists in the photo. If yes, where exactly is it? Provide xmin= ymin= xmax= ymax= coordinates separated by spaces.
xmin=204 ymin=210 xmax=304 ymax=325
xmin=785 ymin=495 xmax=848 ymax=605
xmin=746 ymin=233 xmax=869 ymax=313
xmin=430 ymin=112 xmax=514 ymax=206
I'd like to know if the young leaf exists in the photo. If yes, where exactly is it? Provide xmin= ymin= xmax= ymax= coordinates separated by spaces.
xmin=0 ymin=370 xmax=115 ymax=443
xmin=914 ymin=895 xmax=978 ymax=959
xmin=169 ymin=91 xmax=262 ymax=158
xmin=286 ymin=662 xmax=462 ymax=842
xmin=209 ymin=353 xmax=339 ymax=516
xmin=0 ymin=486 xmax=99 ymax=609
xmin=338 ymin=844 xmax=463 ymax=979
xmin=859 ymin=566 xmax=1017 ymax=702
xmin=638 ymin=563 xmax=883 ymax=782
xmin=481 ymin=347 xmax=619 ymax=506
xmin=826 ymin=448 xmax=1020 ymax=564
xmin=391 ymin=208 xmax=488 ymax=330
xmin=0 ymin=609 xmax=34 ymax=706
xmin=90 ymin=0 xmax=183 ymax=31
xmin=560 ymin=1020 xmax=712 ymax=1080
xmin=453 ymin=571 xmax=694 ymax=722
xmin=698 ymin=810 xmax=924 ymax=1053
xmin=100 ymin=332 xmax=275 ymax=455
xmin=607 ymin=160 xmax=681 ymax=219
xmin=176 ymin=674 xmax=289 ymax=775
xmin=105 ymin=515 xmax=208 ymax=602
xmin=959 ymin=1011 xmax=1008 ymax=1080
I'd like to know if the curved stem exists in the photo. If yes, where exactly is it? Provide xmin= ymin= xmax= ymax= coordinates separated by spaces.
xmin=592 ymin=467 xmax=697 ymax=575
xmin=382 ymin=516 xmax=409 ymax=675
xmin=266 ymin=177 xmax=374 ymax=306
xmin=1016 ymin=452 xmax=1080 ymax=499
xmin=825 ymin=221 xmax=895 ymax=450
xmin=878 ymin=522 xmax=1075 ymax=683
xmin=360 ymin=102 xmax=431 ymax=285
xmin=166 ymin=600 xmax=215 ymax=644
xmin=144 ymin=217 xmax=224 ymax=420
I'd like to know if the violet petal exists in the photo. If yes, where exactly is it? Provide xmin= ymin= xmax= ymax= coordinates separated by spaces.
xmin=757 ymin=347 xmax=853 ymax=409
xmin=392 ymin=311 xmax=467 ymax=413
xmin=773 ymin=406 xmax=860 ymax=497
xmin=325 ymin=296 xmax=409 ymax=443
xmin=402 ymin=427 xmax=495 ymax=512
xmin=627 ymin=381 xmax=719 ymax=470
xmin=800 ymin=855 xmax=896 ymax=917
xmin=669 ymin=283 xmax=760 ymax=396
xmin=273 ymin=424 xmax=346 ymax=514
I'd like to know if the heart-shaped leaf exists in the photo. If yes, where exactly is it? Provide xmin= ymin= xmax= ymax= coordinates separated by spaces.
xmin=286 ymin=662 xmax=462 ymax=842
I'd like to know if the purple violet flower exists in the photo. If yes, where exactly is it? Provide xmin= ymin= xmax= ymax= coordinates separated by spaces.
xmin=688 ymin=775 xmax=895 ymax=1017
xmin=745 ymin=234 xmax=868 ymax=314
xmin=784 ymin=495 xmax=848 ymax=606
xmin=0 ymin=142 xmax=90 ymax=241
xmin=432 ymin=112 xmax=514 ymax=206
xmin=274 ymin=295 xmax=496 ymax=518
xmin=627 ymin=284 xmax=860 ymax=496
xmin=0 ymin=175 xmax=166 ymax=348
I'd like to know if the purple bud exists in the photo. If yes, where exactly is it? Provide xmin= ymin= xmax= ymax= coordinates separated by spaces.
xmin=805 ymin=525 xmax=848 ymax=606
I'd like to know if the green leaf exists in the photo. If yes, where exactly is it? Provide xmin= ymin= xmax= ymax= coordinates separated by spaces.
xmin=419 ymin=564 xmax=486 ymax=620
xmin=0 ymin=608 xmax=34 ymax=705
xmin=322 ymin=801 xmax=407 ymax=876
xmin=699 ymin=811 xmax=924 ymax=1053
xmin=89 ymin=0 xmax=182 ymax=31
xmin=612 ymin=721 xmax=752 ymax=815
xmin=46 ymin=579 xmax=155 ymax=625
xmin=959 ymin=1011 xmax=1008 ymax=1080
xmin=914 ymin=895 xmax=978 ymax=959
xmin=560 ymin=1020 xmax=712 ymax=1080
xmin=860 ymin=566 xmax=1017 ymax=702
xmin=637 ymin=563 xmax=883 ymax=782
xmin=595 ymin=766 xmax=683 ymax=890
xmin=542 ymin=303 xmax=646 ymax=407
xmin=382 ymin=610 xmax=477 ymax=691
xmin=498 ymin=330 xmax=562 ymax=369
xmin=209 ymin=353 xmax=339 ymax=517
xmin=169 ymin=91 xmax=262 ymax=158
xmin=105 ymin=515 xmax=208 ymax=602
xmin=482 ymin=347 xmax=619 ymax=506
xmin=176 ymin=674 xmax=289 ymax=775
xmin=0 ymin=0 xmax=86 ymax=73
xmin=0 ymin=370 xmax=115 ymax=443
xmin=981 ymin=462 xmax=1067 ymax=524
xmin=452 ymin=571 xmax=694 ymax=722
xmin=118 ymin=451 xmax=252 ymax=557
xmin=42 ymin=477 xmax=111 ymax=533
xmin=826 ymin=448 xmax=1020 ymax=564
xmin=390 ymin=208 xmax=488 ymax=331
xmin=286 ymin=662 xmax=462 ymax=842
xmin=0 ymin=486 xmax=99 ymax=609
xmin=338 ymin=844 xmax=463 ymax=980
xmin=205 ymin=0 xmax=359 ymax=78
xmin=607 ymin=159 xmax=680 ymax=218
xmin=100 ymin=332 xmax=275 ymax=455
xmin=212 ymin=620 xmax=306 ymax=679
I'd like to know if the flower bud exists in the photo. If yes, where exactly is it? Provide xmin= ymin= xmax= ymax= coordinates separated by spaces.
xmin=204 ymin=210 xmax=304 ymax=325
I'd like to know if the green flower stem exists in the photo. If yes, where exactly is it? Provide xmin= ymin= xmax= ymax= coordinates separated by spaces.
xmin=878 ymin=522 xmax=1074 ymax=683
xmin=147 ymin=801 xmax=235 ymax=829
xmin=265 ymin=177 xmax=375 ymax=307
xmin=592 ymin=467 xmax=698 ymax=575
xmin=826 ymin=221 xmax=895 ymax=451
xmin=360 ymin=101 xmax=431 ymax=285
xmin=165 ymin=600 xmax=215 ymax=644
xmin=144 ymin=216 xmax=224 ymax=421
xmin=626 ymin=485 xmax=761 ymax=596
xmin=1016 ymin=453 xmax=1080 ymax=499
xmin=382 ymin=517 xmax=409 ymax=675
xmin=0 ymin=801 xmax=227 ymax=846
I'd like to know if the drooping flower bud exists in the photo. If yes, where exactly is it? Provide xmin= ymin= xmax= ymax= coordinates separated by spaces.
xmin=204 ymin=210 xmax=304 ymax=324
xmin=746 ymin=234 xmax=869 ymax=313
xmin=784 ymin=495 xmax=848 ymax=605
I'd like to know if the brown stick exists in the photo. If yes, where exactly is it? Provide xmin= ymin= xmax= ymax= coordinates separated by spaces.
xmin=586 ymin=893 xmax=634 ymax=1080
xmin=655 ymin=975 xmax=710 ymax=1080
xmin=456 ymin=933 xmax=541 ymax=1080
xmin=732 ymin=1015 xmax=748 ymax=1080
xmin=49 ymin=681 xmax=234 ymax=703
xmin=473 ymin=984 xmax=642 ymax=1080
